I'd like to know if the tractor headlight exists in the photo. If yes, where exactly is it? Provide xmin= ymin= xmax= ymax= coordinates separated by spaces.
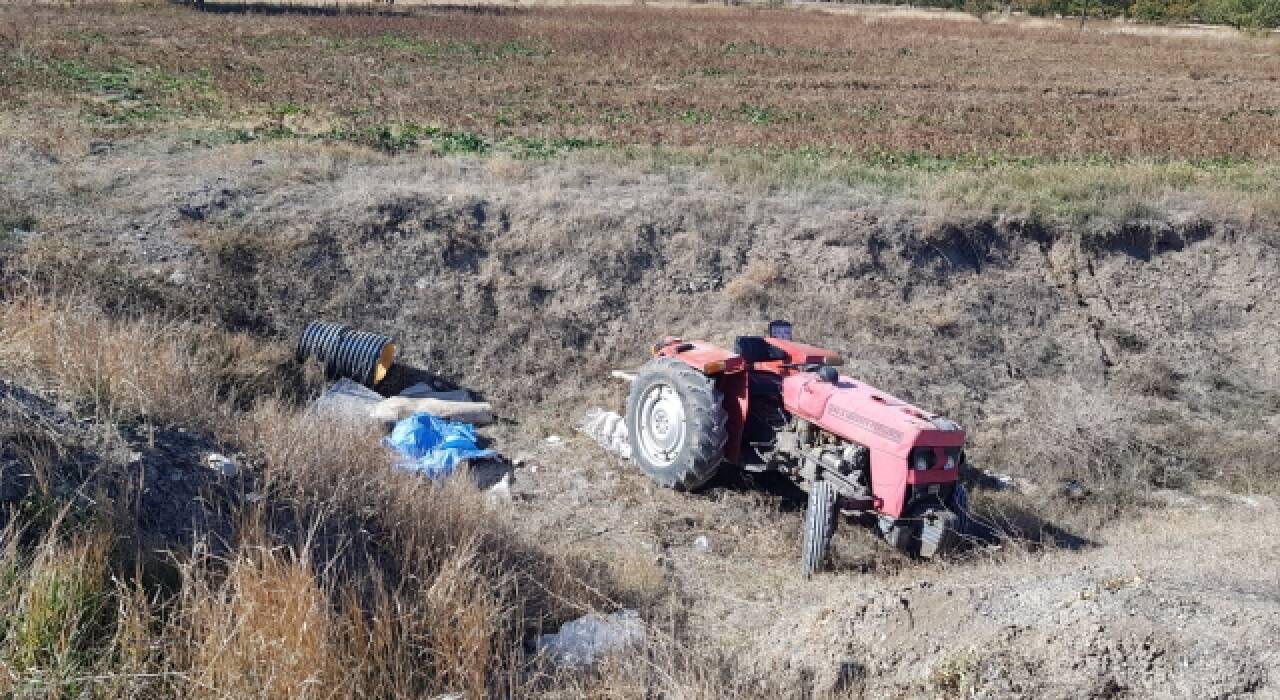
xmin=910 ymin=447 xmax=934 ymax=471
xmin=943 ymin=447 xmax=962 ymax=470
xmin=943 ymin=455 xmax=956 ymax=470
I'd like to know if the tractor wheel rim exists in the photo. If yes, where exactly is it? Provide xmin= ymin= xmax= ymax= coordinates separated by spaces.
xmin=637 ymin=383 xmax=685 ymax=467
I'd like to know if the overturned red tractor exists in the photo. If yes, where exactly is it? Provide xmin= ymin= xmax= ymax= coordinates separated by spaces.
xmin=625 ymin=321 xmax=969 ymax=576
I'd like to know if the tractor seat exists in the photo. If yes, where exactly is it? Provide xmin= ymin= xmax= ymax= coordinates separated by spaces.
xmin=734 ymin=336 xmax=789 ymax=363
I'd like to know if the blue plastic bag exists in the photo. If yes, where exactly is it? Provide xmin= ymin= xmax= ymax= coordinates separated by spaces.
xmin=384 ymin=412 xmax=497 ymax=479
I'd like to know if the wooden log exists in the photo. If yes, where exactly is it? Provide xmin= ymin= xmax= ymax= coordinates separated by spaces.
xmin=372 ymin=397 xmax=496 ymax=425
xmin=398 ymin=387 xmax=473 ymax=402
xmin=610 ymin=369 xmax=638 ymax=383
xmin=372 ymin=397 xmax=494 ymax=424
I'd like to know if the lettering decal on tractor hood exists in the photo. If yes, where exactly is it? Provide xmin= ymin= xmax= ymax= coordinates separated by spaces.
xmin=827 ymin=405 xmax=905 ymax=443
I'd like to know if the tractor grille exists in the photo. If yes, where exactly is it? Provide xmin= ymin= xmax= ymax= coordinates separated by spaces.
xmin=907 ymin=482 xmax=954 ymax=507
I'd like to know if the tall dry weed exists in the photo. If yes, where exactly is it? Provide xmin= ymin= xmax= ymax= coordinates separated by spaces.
xmin=174 ymin=543 xmax=344 ymax=700
xmin=0 ymin=293 xmax=621 ymax=697
xmin=0 ymin=296 xmax=308 ymax=428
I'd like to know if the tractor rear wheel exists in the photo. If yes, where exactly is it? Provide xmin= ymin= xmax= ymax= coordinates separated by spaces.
xmin=626 ymin=357 xmax=728 ymax=491
xmin=802 ymin=480 xmax=837 ymax=577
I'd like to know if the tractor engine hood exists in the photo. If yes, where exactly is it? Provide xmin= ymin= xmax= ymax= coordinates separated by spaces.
xmin=781 ymin=373 xmax=965 ymax=456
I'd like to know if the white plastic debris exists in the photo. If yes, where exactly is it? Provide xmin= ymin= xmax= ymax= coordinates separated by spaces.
xmin=205 ymin=452 xmax=238 ymax=478
xmin=486 ymin=472 xmax=513 ymax=505
xmin=576 ymin=408 xmax=631 ymax=460
xmin=545 ymin=435 xmax=564 ymax=445
xmin=537 ymin=610 xmax=645 ymax=667
xmin=693 ymin=535 xmax=712 ymax=553
xmin=167 ymin=269 xmax=191 ymax=287
xmin=312 ymin=378 xmax=383 ymax=421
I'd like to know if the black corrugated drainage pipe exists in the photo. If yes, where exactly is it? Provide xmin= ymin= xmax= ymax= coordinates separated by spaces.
xmin=296 ymin=321 xmax=397 ymax=388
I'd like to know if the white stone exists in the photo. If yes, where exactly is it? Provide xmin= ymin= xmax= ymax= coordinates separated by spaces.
xmin=536 ymin=610 xmax=645 ymax=667
xmin=205 ymin=452 xmax=238 ymax=477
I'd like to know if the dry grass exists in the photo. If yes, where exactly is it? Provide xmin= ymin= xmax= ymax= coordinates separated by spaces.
xmin=0 ymin=297 xmax=298 ymax=428
xmin=0 ymin=288 xmax=627 ymax=697
xmin=2 ymin=3 xmax=1279 ymax=161
xmin=722 ymin=259 xmax=781 ymax=306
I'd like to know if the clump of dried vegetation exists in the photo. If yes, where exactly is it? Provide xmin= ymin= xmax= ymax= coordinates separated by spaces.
xmin=0 ymin=302 xmax=587 ymax=697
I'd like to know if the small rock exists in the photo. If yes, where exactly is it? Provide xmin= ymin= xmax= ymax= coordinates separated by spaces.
xmin=127 ymin=451 xmax=143 ymax=464
xmin=485 ymin=472 xmax=513 ymax=505
xmin=205 ymin=452 xmax=238 ymax=477
xmin=168 ymin=269 xmax=191 ymax=286
xmin=545 ymin=435 xmax=564 ymax=445
xmin=536 ymin=609 xmax=645 ymax=667
xmin=692 ymin=535 xmax=712 ymax=553
xmin=1059 ymin=479 xmax=1090 ymax=501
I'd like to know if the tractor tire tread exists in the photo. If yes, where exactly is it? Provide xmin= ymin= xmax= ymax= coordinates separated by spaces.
xmin=626 ymin=357 xmax=728 ymax=492
xmin=802 ymin=480 xmax=837 ymax=577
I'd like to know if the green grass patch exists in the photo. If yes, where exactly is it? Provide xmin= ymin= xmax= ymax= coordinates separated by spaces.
xmin=173 ymin=122 xmax=609 ymax=161
xmin=738 ymin=103 xmax=782 ymax=125
xmin=47 ymin=59 xmax=219 ymax=125
xmin=332 ymin=123 xmax=490 ymax=155
xmin=370 ymin=34 xmax=546 ymax=62
xmin=0 ymin=531 xmax=117 ymax=693
xmin=279 ymin=121 xmax=599 ymax=158
xmin=722 ymin=40 xmax=786 ymax=57
xmin=506 ymin=136 xmax=605 ymax=159
xmin=53 ymin=60 xmax=214 ymax=99
xmin=732 ymin=104 xmax=814 ymax=126
xmin=679 ymin=109 xmax=716 ymax=125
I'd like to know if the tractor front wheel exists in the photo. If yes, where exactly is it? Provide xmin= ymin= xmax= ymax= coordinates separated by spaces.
xmin=626 ymin=358 xmax=728 ymax=491
xmin=802 ymin=480 xmax=837 ymax=577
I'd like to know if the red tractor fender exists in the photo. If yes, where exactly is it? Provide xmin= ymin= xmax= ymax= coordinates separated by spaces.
xmin=653 ymin=338 xmax=749 ymax=465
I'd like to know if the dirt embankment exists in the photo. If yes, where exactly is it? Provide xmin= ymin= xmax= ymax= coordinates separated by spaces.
xmin=16 ymin=140 xmax=1275 ymax=465
xmin=5 ymin=140 xmax=1280 ymax=696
